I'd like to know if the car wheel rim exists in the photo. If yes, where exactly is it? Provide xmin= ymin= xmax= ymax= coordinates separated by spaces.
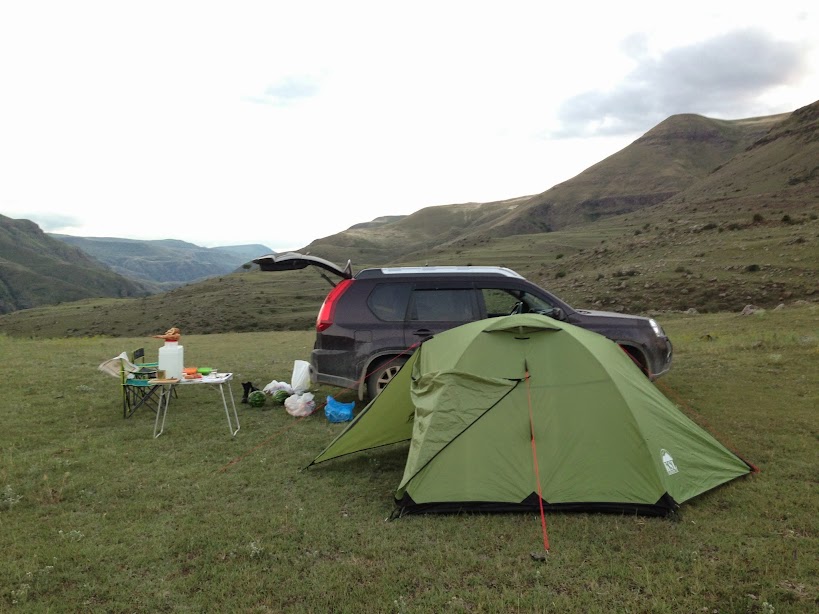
xmin=377 ymin=366 xmax=400 ymax=391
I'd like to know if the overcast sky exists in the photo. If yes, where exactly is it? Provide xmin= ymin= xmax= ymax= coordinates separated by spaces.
xmin=1 ymin=1 xmax=816 ymax=253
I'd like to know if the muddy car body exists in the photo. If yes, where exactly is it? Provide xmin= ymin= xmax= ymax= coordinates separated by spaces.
xmin=254 ymin=252 xmax=673 ymax=400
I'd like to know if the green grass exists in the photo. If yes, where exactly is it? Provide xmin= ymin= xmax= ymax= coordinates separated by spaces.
xmin=1 ymin=306 xmax=817 ymax=612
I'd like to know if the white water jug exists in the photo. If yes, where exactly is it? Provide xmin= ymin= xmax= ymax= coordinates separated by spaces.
xmin=158 ymin=341 xmax=184 ymax=379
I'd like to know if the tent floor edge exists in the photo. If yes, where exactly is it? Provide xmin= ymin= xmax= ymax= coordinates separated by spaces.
xmin=393 ymin=492 xmax=679 ymax=517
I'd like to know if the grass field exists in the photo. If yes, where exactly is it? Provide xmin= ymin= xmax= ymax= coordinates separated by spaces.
xmin=1 ymin=305 xmax=817 ymax=612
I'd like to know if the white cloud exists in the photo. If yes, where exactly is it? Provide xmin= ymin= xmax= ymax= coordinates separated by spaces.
xmin=0 ymin=1 xmax=816 ymax=251
xmin=554 ymin=29 xmax=812 ymax=136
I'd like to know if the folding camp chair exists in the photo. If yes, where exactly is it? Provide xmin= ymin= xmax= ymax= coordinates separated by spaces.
xmin=132 ymin=347 xmax=158 ymax=369
xmin=98 ymin=350 xmax=164 ymax=418
xmin=122 ymin=348 xmax=164 ymax=418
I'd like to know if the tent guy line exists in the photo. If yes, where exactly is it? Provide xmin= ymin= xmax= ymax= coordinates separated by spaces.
xmin=525 ymin=365 xmax=551 ymax=554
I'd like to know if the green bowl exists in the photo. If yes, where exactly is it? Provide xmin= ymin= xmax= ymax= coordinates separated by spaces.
xmin=197 ymin=367 xmax=213 ymax=375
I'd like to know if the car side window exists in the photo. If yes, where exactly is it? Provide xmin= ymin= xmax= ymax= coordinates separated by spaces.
xmin=408 ymin=289 xmax=479 ymax=322
xmin=482 ymin=288 xmax=521 ymax=316
xmin=519 ymin=291 xmax=556 ymax=313
xmin=481 ymin=288 xmax=556 ymax=316
xmin=368 ymin=283 xmax=411 ymax=322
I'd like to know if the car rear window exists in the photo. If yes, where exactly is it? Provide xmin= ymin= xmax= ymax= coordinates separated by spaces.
xmin=367 ymin=283 xmax=411 ymax=322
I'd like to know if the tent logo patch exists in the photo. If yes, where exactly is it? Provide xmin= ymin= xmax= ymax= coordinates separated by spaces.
xmin=661 ymin=449 xmax=679 ymax=475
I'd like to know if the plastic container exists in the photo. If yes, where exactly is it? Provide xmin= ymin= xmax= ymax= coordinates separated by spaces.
xmin=158 ymin=341 xmax=184 ymax=379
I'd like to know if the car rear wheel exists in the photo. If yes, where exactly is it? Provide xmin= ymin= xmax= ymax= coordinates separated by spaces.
xmin=367 ymin=357 xmax=408 ymax=399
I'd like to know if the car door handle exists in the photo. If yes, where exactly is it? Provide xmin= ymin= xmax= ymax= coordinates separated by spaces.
xmin=412 ymin=329 xmax=433 ymax=337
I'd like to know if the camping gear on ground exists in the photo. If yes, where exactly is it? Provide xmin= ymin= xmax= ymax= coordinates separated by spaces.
xmin=309 ymin=314 xmax=754 ymax=516
xmin=263 ymin=380 xmax=294 ymax=395
xmin=241 ymin=382 xmax=260 ymax=404
xmin=247 ymin=390 xmax=267 ymax=408
xmin=291 ymin=360 xmax=312 ymax=393
xmin=285 ymin=392 xmax=316 ymax=417
xmin=272 ymin=389 xmax=291 ymax=405
xmin=325 ymin=396 xmax=355 ymax=423
xmin=261 ymin=379 xmax=294 ymax=405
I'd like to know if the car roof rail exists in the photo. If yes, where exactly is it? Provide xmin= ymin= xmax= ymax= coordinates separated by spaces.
xmin=356 ymin=266 xmax=525 ymax=279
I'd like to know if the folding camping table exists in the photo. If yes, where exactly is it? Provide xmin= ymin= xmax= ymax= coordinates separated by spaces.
xmin=152 ymin=372 xmax=240 ymax=438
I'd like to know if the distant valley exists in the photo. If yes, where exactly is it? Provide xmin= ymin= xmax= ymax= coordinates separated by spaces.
xmin=49 ymin=235 xmax=272 ymax=289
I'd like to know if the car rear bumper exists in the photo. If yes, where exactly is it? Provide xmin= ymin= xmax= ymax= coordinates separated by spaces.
xmin=311 ymin=348 xmax=360 ymax=391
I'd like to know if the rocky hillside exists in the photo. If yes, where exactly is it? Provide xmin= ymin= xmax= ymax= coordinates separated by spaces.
xmin=301 ymin=108 xmax=798 ymax=262
xmin=670 ymin=100 xmax=819 ymax=203
xmin=0 ymin=216 xmax=150 ymax=314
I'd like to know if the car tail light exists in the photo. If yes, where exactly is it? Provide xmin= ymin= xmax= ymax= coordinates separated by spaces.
xmin=316 ymin=279 xmax=353 ymax=332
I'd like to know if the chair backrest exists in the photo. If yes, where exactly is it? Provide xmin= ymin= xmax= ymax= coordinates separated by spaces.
xmin=97 ymin=352 xmax=153 ymax=384
xmin=132 ymin=347 xmax=158 ymax=369
xmin=98 ymin=352 xmax=130 ymax=378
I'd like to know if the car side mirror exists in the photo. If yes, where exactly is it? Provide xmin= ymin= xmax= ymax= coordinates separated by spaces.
xmin=551 ymin=307 xmax=565 ymax=321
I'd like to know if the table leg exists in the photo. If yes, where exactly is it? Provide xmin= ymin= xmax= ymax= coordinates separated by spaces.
xmin=154 ymin=385 xmax=173 ymax=438
xmin=218 ymin=381 xmax=240 ymax=436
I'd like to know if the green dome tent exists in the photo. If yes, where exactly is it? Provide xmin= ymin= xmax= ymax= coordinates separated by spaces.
xmin=309 ymin=314 xmax=754 ymax=516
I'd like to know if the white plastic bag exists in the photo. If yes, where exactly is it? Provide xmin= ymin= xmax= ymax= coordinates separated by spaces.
xmin=263 ymin=379 xmax=294 ymax=395
xmin=291 ymin=360 xmax=312 ymax=393
xmin=284 ymin=392 xmax=316 ymax=417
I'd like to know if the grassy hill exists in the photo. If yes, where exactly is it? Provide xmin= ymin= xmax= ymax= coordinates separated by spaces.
xmin=1 ymin=101 xmax=816 ymax=337
xmin=469 ymin=111 xmax=788 ymax=238
xmin=0 ymin=216 xmax=150 ymax=314
xmin=298 ymin=106 xmax=799 ymax=264
xmin=2 ymin=191 xmax=815 ymax=339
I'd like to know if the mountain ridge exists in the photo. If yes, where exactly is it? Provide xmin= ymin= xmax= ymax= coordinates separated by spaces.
xmin=0 ymin=100 xmax=816 ymax=330
xmin=297 ymin=107 xmax=803 ymax=265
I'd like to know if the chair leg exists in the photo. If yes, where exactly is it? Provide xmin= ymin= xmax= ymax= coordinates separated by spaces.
xmin=123 ymin=384 xmax=164 ymax=418
xmin=123 ymin=387 xmax=132 ymax=419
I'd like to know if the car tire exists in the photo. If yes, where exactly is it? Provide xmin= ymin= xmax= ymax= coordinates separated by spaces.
xmin=367 ymin=357 xmax=408 ymax=399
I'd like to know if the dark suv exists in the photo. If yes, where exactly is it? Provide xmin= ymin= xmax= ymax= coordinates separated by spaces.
xmin=254 ymin=252 xmax=673 ymax=399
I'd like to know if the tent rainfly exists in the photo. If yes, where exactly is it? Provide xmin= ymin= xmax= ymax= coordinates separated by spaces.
xmin=309 ymin=314 xmax=755 ymax=516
